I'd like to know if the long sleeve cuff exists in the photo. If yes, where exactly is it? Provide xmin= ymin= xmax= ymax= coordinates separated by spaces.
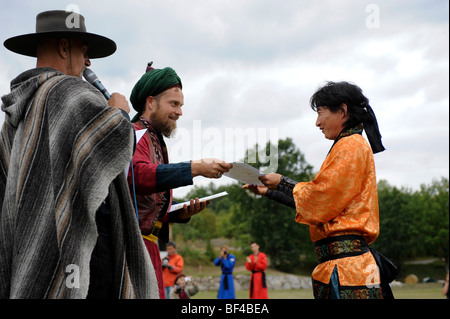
xmin=155 ymin=161 xmax=193 ymax=192
xmin=276 ymin=176 xmax=298 ymax=196
xmin=266 ymin=189 xmax=296 ymax=208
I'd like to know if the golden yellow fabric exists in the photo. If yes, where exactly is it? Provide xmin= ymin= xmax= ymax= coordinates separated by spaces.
xmin=313 ymin=252 xmax=380 ymax=286
xmin=142 ymin=220 xmax=162 ymax=243
xmin=293 ymin=134 xmax=380 ymax=286
xmin=293 ymin=134 xmax=379 ymax=243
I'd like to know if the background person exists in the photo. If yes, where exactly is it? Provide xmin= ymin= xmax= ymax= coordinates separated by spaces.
xmin=169 ymin=274 xmax=199 ymax=299
xmin=214 ymin=246 xmax=236 ymax=299
xmin=162 ymin=241 xmax=184 ymax=299
xmin=443 ymin=272 xmax=449 ymax=299
xmin=245 ymin=242 xmax=268 ymax=299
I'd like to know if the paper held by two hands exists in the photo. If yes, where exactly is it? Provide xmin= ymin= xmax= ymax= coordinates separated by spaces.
xmin=129 ymin=131 xmax=263 ymax=211
xmin=223 ymin=161 xmax=264 ymax=186
xmin=168 ymin=162 xmax=263 ymax=212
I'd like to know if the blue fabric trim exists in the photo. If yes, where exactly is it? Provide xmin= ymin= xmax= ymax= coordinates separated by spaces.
xmin=155 ymin=161 xmax=193 ymax=192
xmin=329 ymin=265 xmax=341 ymax=299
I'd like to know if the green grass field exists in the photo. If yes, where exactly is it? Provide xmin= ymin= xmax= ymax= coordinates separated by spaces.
xmin=181 ymin=259 xmax=448 ymax=300
xmin=191 ymin=282 xmax=446 ymax=299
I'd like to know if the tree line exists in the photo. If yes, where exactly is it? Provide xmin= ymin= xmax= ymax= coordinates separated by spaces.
xmin=173 ymin=138 xmax=449 ymax=274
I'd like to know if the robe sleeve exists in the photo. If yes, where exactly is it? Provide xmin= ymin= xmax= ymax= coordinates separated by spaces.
xmin=169 ymin=255 xmax=184 ymax=275
xmin=221 ymin=255 xmax=236 ymax=273
xmin=293 ymin=138 xmax=369 ymax=226
xmin=255 ymin=253 xmax=268 ymax=271
xmin=245 ymin=257 xmax=252 ymax=271
xmin=266 ymin=189 xmax=296 ymax=208
xmin=214 ymin=257 xmax=222 ymax=266
xmin=246 ymin=253 xmax=268 ymax=271
xmin=129 ymin=133 xmax=193 ymax=194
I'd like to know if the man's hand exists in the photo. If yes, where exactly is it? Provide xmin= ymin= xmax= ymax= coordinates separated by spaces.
xmin=191 ymin=159 xmax=232 ymax=179
xmin=177 ymin=198 xmax=210 ymax=220
xmin=108 ymin=92 xmax=130 ymax=113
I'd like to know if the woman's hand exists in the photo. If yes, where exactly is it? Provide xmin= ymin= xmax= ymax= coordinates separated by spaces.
xmin=258 ymin=173 xmax=282 ymax=190
xmin=242 ymin=184 xmax=268 ymax=196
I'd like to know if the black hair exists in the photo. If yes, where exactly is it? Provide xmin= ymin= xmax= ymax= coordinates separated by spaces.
xmin=167 ymin=241 xmax=176 ymax=248
xmin=310 ymin=81 xmax=372 ymax=129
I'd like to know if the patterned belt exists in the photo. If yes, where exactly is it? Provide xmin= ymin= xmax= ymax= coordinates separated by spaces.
xmin=314 ymin=234 xmax=369 ymax=264
xmin=142 ymin=220 xmax=162 ymax=243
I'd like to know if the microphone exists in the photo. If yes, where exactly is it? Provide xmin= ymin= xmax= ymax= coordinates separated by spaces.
xmin=83 ymin=68 xmax=111 ymax=100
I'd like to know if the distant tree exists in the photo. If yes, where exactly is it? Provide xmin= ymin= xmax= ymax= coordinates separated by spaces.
xmin=413 ymin=178 xmax=449 ymax=264
xmin=373 ymin=178 xmax=449 ymax=272
xmin=233 ymin=138 xmax=316 ymax=272
xmin=172 ymin=137 xmax=449 ymax=276
xmin=372 ymin=180 xmax=413 ymax=272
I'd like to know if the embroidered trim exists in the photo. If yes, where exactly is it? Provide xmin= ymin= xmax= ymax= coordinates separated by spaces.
xmin=312 ymin=279 xmax=384 ymax=299
xmin=339 ymin=286 xmax=383 ymax=299
xmin=314 ymin=235 xmax=369 ymax=263
xmin=276 ymin=176 xmax=297 ymax=196
xmin=338 ymin=124 xmax=363 ymax=139
xmin=327 ymin=124 xmax=364 ymax=155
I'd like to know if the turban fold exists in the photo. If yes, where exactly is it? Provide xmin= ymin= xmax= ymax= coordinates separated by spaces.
xmin=130 ymin=66 xmax=182 ymax=122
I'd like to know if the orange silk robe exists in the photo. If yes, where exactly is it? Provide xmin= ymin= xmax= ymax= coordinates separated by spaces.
xmin=293 ymin=134 xmax=380 ymax=288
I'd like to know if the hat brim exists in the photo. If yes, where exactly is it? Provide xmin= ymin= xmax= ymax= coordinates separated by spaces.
xmin=4 ymin=31 xmax=116 ymax=59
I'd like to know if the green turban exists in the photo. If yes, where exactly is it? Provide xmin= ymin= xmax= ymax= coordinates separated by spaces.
xmin=130 ymin=67 xmax=182 ymax=122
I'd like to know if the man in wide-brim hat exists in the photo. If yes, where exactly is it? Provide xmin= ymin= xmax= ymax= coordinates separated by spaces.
xmin=0 ymin=10 xmax=158 ymax=299
xmin=4 ymin=10 xmax=116 ymax=59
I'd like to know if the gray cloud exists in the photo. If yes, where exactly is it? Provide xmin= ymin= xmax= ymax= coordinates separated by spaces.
xmin=0 ymin=0 xmax=448 ymax=197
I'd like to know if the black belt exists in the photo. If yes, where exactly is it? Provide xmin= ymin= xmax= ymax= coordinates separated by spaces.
xmin=222 ymin=273 xmax=232 ymax=290
xmin=313 ymin=234 xmax=398 ymax=299
xmin=250 ymin=270 xmax=266 ymax=297
xmin=314 ymin=234 xmax=370 ymax=264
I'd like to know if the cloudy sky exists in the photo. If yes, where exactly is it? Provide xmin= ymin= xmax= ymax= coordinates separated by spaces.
xmin=0 ymin=0 xmax=448 ymax=199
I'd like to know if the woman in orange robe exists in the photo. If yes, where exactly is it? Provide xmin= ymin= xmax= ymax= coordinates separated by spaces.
xmin=245 ymin=82 xmax=396 ymax=299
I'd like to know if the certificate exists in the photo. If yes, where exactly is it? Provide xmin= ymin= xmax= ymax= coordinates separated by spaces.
xmin=169 ymin=191 xmax=229 ymax=212
xmin=223 ymin=162 xmax=264 ymax=185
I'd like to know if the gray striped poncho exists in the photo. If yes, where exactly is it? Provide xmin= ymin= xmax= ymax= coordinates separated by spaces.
xmin=0 ymin=68 xmax=158 ymax=298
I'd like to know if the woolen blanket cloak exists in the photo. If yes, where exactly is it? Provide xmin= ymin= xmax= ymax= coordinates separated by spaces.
xmin=0 ymin=68 xmax=158 ymax=298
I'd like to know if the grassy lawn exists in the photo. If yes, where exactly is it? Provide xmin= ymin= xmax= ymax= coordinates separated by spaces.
xmin=391 ymin=282 xmax=446 ymax=299
xmin=190 ymin=282 xmax=446 ymax=299
xmin=183 ymin=260 xmax=447 ymax=300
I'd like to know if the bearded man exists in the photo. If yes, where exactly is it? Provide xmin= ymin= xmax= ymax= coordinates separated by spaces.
xmin=128 ymin=63 xmax=232 ymax=298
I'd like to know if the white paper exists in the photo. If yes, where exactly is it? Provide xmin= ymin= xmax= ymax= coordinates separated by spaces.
xmin=223 ymin=162 xmax=264 ymax=185
xmin=135 ymin=129 xmax=147 ymax=144
xmin=125 ymin=129 xmax=147 ymax=177
xmin=169 ymin=191 xmax=229 ymax=212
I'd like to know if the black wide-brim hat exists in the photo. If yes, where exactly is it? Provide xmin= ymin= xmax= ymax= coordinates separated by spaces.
xmin=4 ymin=10 xmax=116 ymax=59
